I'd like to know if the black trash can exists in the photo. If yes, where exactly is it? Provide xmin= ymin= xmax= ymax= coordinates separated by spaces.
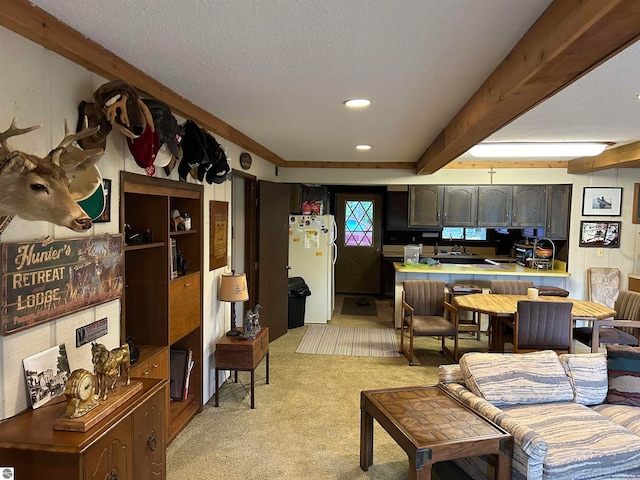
xmin=288 ymin=277 xmax=311 ymax=329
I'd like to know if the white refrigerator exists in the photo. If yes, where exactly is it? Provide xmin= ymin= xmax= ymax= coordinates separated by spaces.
xmin=288 ymin=214 xmax=336 ymax=324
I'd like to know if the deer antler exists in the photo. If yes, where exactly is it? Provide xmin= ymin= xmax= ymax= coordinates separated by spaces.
xmin=0 ymin=118 xmax=42 ymax=152
xmin=103 ymin=93 xmax=129 ymax=128
xmin=50 ymin=117 xmax=103 ymax=167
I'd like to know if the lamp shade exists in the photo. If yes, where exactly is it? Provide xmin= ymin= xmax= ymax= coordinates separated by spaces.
xmin=219 ymin=272 xmax=249 ymax=302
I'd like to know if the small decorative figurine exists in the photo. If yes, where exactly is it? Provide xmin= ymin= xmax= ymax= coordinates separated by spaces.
xmin=241 ymin=304 xmax=262 ymax=339
xmin=91 ymin=342 xmax=131 ymax=400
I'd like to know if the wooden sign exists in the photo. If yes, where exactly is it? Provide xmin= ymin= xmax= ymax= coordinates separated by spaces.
xmin=210 ymin=201 xmax=228 ymax=270
xmin=1 ymin=234 xmax=124 ymax=335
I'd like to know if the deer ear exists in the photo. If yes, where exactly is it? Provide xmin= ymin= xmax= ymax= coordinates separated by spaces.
xmin=0 ymin=154 xmax=37 ymax=175
xmin=58 ymin=149 xmax=103 ymax=171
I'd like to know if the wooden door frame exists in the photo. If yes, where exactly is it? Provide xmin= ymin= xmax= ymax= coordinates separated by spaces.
xmin=232 ymin=169 xmax=258 ymax=310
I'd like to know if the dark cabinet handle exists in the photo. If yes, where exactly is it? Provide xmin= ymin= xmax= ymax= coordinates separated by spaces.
xmin=147 ymin=430 xmax=157 ymax=451
xmin=107 ymin=470 xmax=118 ymax=480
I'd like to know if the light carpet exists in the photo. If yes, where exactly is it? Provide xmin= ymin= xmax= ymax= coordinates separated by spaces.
xmin=295 ymin=324 xmax=401 ymax=358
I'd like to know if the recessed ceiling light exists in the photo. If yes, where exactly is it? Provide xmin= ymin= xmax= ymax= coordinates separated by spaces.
xmin=469 ymin=142 xmax=608 ymax=158
xmin=344 ymin=99 xmax=371 ymax=108
xmin=356 ymin=144 xmax=372 ymax=151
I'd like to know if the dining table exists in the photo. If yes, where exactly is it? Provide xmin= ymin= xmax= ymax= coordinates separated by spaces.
xmin=452 ymin=293 xmax=617 ymax=353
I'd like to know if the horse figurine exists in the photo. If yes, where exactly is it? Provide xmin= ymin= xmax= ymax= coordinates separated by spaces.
xmin=91 ymin=342 xmax=131 ymax=400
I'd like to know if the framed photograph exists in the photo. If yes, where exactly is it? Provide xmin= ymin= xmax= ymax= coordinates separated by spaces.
xmin=582 ymin=187 xmax=622 ymax=216
xmin=633 ymin=183 xmax=640 ymax=224
xmin=579 ymin=221 xmax=621 ymax=248
xmin=22 ymin=344 xmax=70 ymax=409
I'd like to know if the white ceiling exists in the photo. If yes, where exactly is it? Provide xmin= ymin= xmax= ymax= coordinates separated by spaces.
xmin=27 ymin=0 xmax=640 ymax=166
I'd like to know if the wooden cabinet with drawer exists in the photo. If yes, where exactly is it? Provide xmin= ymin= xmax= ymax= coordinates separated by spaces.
xmin=0 ymin=378 xmax=167 ymax=480
xmin=130 ymin=346 xmax=169 ymax=380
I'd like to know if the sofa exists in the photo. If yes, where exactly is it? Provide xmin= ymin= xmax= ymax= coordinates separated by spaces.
xmin=438 ymin=349 xmax=640 ymax=480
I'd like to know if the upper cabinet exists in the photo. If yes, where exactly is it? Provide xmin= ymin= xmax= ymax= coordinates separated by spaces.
xmin=546 ymin=184 xmax=572 ymax=240
xmin=408 ymin=185 xmax=443 ymax=227
xmin=477 ymin=186 xmax=512 ymax=227
xmin=443 ymin=186 xmax=477 ymax=227
xmin=512 ymin=185 xmax=546 ymax=227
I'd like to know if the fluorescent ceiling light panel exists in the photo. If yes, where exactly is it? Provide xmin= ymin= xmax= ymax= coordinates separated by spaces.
xmin=355 ymin=144 xmax=372 ymax=151
xmin=469 ymin=142 xmax=607 ymax=157
xmin=344 ymin=99 xmax=371 ymax=107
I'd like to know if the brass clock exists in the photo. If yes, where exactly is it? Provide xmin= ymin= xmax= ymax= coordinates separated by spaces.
xmin=63 ymin=368 xmax=99 ymax=418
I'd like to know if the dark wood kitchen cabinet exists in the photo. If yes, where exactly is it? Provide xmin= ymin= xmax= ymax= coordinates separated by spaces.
xmin=0 ymin=378 xmax=167 ymax=480
xmin=477 ymin=185 xmax=512 ymax=227
xmin=387 ymin=191 xmax=410 ymax=230
xmin=408 ymin=185 xmax=443 ymax=227
xmin=512 ymin=185 xmax=546 ymax=227
xmin=546 ymin=184 xmax=571 ymax=240
xmin=443 ymin=186 xmax=477 ymax=227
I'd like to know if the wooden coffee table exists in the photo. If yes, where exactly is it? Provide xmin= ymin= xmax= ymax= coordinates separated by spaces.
xmin=360 ymin=385 xmax=512 ymax=480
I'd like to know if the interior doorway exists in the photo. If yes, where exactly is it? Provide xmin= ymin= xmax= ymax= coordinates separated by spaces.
xmin=334 ymin=192 xmax=383 ymax=295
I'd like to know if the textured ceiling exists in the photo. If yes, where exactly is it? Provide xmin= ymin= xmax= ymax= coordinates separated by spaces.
xmin=27 ymin=0 xmax=640 ymax=165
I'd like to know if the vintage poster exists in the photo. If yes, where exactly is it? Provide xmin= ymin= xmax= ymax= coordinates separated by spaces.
xmin=210 ymin=201 xmax=228 ymax=270
xmin=1 ymin=234 xmax=124 ymax=335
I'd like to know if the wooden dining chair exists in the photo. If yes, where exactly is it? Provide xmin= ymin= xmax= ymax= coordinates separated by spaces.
xmin=400 ymin=280 xmax=458 ymax=365
xmin=574 ymin=290 xmax=640 ymax=352
xmin=509 ymin=300 xmax=574 ymax=354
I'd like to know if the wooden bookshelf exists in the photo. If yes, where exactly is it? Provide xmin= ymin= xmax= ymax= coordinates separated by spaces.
xmin=120 ymin=172 xmax=204 ymax=444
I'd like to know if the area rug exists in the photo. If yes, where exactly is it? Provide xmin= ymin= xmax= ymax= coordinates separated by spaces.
xmin=340 ymin=296 xmax=378 ymax=316
xmin=295 ymin=325 xmax=400 ymax=357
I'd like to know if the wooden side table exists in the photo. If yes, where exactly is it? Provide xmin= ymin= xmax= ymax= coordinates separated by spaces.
xmin=214 ymin=327 xmax=269 ymax=408
xmin=360 ymin=385 xmax=512 ymax=480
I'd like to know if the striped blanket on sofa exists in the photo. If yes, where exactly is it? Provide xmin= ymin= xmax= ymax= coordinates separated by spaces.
xmin=439 ymin=351 xmax=640 ymax=480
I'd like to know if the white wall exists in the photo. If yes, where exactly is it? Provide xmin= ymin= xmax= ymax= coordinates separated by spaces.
xmin=0 ymin=25 xmax=275 ymax=419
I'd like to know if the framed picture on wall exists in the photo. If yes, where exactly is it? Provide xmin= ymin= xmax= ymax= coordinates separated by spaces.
xmin=579 ymin=221 xmax=621 ymax=248
xmin=582 ymin=187 xmax=622 ymax=216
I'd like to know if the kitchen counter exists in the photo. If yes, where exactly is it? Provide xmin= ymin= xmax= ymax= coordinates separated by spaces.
xmin=394 ymin=261 xmax=569 ymax=277
xmin=392 ymin=261 xmax=570 ymax=328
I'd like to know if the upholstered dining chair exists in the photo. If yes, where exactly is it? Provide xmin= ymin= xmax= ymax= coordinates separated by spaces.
xmin=574 ymin=290 xmax=640 ymax=352
xmin=489 ymin=280 xmax=534 ymax=295
xmin=400 ymin=280 xmax=458 ymax=365
xmin=508 ymin=300 xmax=574 ymax=354
xmin=487 ymin=280 xmax=534 ymax=350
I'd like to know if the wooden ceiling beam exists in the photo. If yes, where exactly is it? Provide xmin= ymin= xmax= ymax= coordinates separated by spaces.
xmin=0 ymin=0 xmax=287 ymax=167
xmin=567 ymin=141 xmax=640 ymax=173
xmin=416 ymin=0 xmax=640 ymax=175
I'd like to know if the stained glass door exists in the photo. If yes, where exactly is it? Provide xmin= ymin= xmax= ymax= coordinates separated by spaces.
xmin=335 ymin=192 xmax=382 ymax=294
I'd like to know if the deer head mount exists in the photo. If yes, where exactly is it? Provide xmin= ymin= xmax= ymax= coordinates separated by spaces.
xmin=0 ymin=118 xmax=104 ymax=231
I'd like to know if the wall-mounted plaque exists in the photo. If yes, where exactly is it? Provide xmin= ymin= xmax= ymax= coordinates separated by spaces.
xmin=210 ymin=201 xmax=228 ymax=270
xmin=1 ymin=234 xmax=124 ymax=335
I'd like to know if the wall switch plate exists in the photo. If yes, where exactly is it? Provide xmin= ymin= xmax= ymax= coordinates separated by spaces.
xmin=597 ymin=248 xmax=604 ymax=257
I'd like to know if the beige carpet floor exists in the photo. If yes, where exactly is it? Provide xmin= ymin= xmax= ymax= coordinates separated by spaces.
xmin=166 ymin=295 xmax=489 ymax=479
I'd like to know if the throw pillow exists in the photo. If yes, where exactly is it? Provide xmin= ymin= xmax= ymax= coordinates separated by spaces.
xmin=459 ymin=350 xmax=573 ymax=406
xmin=607 ymin=344 xmax=640 ymax=406
xmin=559 ymin=353 xmax=608 ymax=405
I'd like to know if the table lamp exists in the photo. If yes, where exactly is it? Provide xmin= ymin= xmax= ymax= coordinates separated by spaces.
xmin=219 ymin=271 xmax=249 ymax=336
